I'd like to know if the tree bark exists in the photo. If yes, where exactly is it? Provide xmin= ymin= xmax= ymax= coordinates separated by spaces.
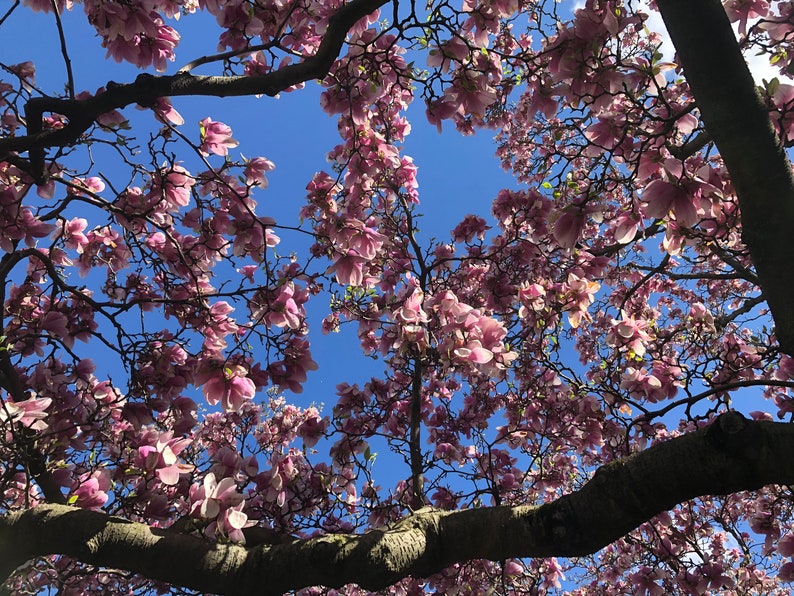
xmin=656 ymin=0 xmax=794 ymax=355
xmin=2 ymin=413 xmax=793 ymax=595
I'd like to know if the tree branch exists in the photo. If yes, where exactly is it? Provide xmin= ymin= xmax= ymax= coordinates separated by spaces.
xmin=50 ymin=0 xmax=75 ymax=99
xmin=0 ymin=0 xmax=389 ymax=168
xmin=409 ymin=359 xmax=425 ymax=509
xmin=655 ymin=0 xmax=794 ymax=355
xmin=3 ymin=412 xmax=793 ymax=594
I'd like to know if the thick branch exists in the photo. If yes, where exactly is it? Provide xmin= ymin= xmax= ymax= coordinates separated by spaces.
xmin=3 ymin=413 xmax=793 ymax=594
xmin=655 ymin=0 xmax=794 ymax=354
xmin=0 ymin=0 xmax=389 ymax=160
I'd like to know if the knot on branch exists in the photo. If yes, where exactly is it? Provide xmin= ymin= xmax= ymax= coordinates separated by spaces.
xmin=131 ymin=73 xmax=160 ymax=108
xmin=705 ymin=411 xmax=753 ymax=454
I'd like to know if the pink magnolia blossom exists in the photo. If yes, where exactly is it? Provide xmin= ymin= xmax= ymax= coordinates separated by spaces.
xmin=641 ymin=179 xmax=699 ymax=227
xmin=329 ymin=251 xmax=368 ymax=286
xmin=426 ymin=37 xmax=470 ymax=73
xmin=452 ymin=214 xmax=490 ymax=243
xmin=503 ymin=560 xmax=524 ymax=577
xmin=256 ymin=282 xmax=304 ymax=330
xmin=724 ymin=0 xmax=771 ymax=35
xmin=297 ymin=410 xmax=328 ymax=447
xmin=612 ymin=212 xmax=640 ymax=244
xmin=778 ymin=533 xmax=794 ymax=557
xmin=267 ymin=338 xmax=318 ymax=394
xmin=198 ymin=117 xmax=239 ymax=156
xmin=335 ymin=219 xmax=387 ymax=260
xmin=244 ymin=156 xmax=275 ymax=187
xmin=620 ymin=367 xmax=668 ymax=402
xmin=135 ymin=432 xmax=193 ymax=486
xmin=431 ymin=290 xmax=516 ymax=375
xmin=9 ymin=61 xmax=35 ymax=85
xmin=553 ymin=210 xmax=585 ymax=249
xmin=190 ymin=472 xmax=242 ymax=519
xmin=770 ymin=82 xmax=794 ymax=142
xmin=517 ymin=282 xmax=547 ymax=317
xmin=779 ymin=561 xmax=794 ymax=582
xmin=607 ymin=311 xmax=652 ymax=358
xmin=151 ymin=97 xmax=184 ymax=125
xmin=188 ymin=472 xmax=252 ymax=542
xmin=238 ymin=264 xmax=258 ymax=283
xmin=157 ymin=165 xmax=194 ymax=209
xmin=394 ymin=284 xmax=429 ymax=325
xmin=0 ymin=394 xmax=52 ymax=431
xmin=70 ymin=470 xmax=111 ymax=510
xmin=199 ymin=364 xmax=257 ymax=412
xmin=562 ymin=273 xmax=600 ymax=328
xmin=57 ymin=218 xmax=90 ymax=252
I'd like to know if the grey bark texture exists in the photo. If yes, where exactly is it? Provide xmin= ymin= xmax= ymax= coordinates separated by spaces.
xmin=2 ymin=414 xmax=793 ymax=595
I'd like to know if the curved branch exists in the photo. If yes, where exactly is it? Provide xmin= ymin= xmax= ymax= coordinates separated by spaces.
xmin=0 ymin=0 xmax=389 ymax=163
xmin=655 ymin=0 xmax=794 ymax=355
xmin=3 ymin=413 xmax=794 ymax=594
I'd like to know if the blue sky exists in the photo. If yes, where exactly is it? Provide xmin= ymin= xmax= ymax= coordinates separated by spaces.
xmin=2 ymin=5 xmax=518 ymax=410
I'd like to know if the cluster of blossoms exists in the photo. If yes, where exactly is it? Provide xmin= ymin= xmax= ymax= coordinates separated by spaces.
xmin=429 ymin=290 xmax=516 ymax=375
xmin=2 ymin=0 xmax=794 ymax=593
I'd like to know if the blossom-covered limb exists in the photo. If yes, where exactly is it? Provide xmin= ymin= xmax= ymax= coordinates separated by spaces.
xmin=3 ymin=413 xmax=794 ymax=595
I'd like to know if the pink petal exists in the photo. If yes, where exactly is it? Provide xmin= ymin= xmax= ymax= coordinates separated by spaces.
xmin=157 ymin=464 xmax=181 ymax=486
xmin=469 ymin=346 xmax=494 ymax=364
xmin=642 ymin=179 xmax=677 ymax=219
xmin=226 ymin=508 xmax=248 ymax=530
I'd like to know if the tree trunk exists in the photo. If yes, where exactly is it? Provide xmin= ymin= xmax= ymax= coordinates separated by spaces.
xmin=656 ymin=0 xmax=794 ymax=354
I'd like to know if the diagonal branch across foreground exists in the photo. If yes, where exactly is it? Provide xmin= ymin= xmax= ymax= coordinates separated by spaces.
xmin=2 ymin=413 xmax=793 ymax=595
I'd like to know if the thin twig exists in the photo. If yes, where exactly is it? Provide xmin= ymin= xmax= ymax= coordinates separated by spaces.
xmin=50 ymin=0 xmax=75 ymax=99
xmin=178 ymin=40 xmax=280 ymax=74
xmin=0 ymin=0 xmax=19 ymax=28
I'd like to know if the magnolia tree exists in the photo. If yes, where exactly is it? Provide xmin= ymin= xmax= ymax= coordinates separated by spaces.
xmin=1 ymin=0 xmax=794 ymax=593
